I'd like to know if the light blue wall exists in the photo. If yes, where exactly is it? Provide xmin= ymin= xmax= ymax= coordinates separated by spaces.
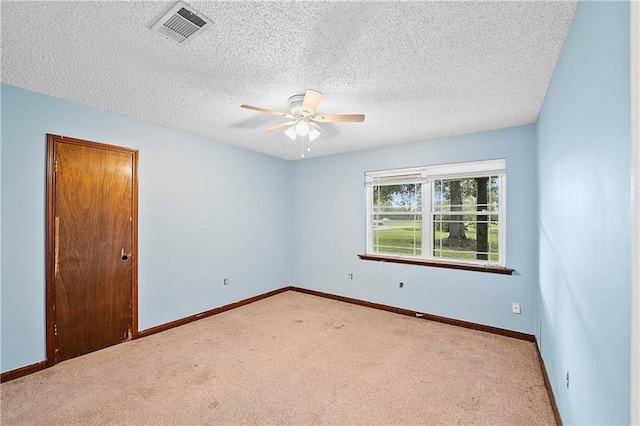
xmin=291 ymin=125 xmax=538 ymax=334
xmin=0 ymin=84 xmax=292 ymax=373
xmin=536 ymin=2 xmax=632 ymax=424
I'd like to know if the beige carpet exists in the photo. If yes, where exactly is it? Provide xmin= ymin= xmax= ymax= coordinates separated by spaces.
xmin=0 ymin=291 xmax=555 ymax=425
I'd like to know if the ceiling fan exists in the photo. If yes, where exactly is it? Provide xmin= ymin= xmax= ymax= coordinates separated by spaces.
xmin=241 ymin=89 xmax=365 ymax=148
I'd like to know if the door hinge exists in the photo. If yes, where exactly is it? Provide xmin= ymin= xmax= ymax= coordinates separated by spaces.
xmin=54 ymin=160 xmax=57 ymax=173
xmin=54 ymin=324 xmax=58 ymax=336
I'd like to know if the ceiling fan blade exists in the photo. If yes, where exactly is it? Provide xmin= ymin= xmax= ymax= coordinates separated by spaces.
xmin=241 ymin=104 xmax=294 ymax=119
xmin=311 ymin=114 xmax=365 ymax=123
xmin=264 ymin=121 xmax=296 ymax=132
xmin=301 ymin=90 xmax=324 ymax=115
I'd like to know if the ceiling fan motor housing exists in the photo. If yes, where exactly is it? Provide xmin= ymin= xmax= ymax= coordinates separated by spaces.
xmin=288 ymin=94 xmax=307 ymax=116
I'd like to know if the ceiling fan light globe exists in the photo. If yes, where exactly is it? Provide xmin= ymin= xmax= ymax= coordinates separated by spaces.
xmin=295 ymin=121 xmax=310 ymax=136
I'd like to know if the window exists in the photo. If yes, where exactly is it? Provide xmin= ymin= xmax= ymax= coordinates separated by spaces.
xmin=365 ymin=159 xmax=506 ymax=267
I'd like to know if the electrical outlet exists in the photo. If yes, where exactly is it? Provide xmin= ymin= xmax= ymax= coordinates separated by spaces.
xmin=566 ymin=371 xmax=570 ymax=388
xmin=512 ymin=302 xmax=521 ymax=314
xmin=348 ymin=273 xmax=353 ymax=280
xmin=223 ymin=278 xmax=229 ymax=285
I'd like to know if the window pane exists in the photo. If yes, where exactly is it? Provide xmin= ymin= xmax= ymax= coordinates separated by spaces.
xmin=487 ymin=176 xmax=499 ymax=211
xmin=432 ymin=175 xmax=500 ymax=263
xmin=433 ymin=214 xmax=499 ymax=261
xmin=488 ymin=222 xmax=500 ymax=261
xmin=435 ymin=178 xmax=474 ymax=212
xmin=434 ymin=177 xmax=499 ymax=213
xmin=372 ymin=183 xmax=422 ymax=255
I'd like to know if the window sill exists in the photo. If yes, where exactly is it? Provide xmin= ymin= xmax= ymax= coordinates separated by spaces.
xmin=358 ymin=254 xmax=515 ymax=275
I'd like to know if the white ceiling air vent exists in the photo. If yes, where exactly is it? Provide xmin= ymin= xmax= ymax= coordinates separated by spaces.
xmin=150 ymin=1 xmax=211 ymax=45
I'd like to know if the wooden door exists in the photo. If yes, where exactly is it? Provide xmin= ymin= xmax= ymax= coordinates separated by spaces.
xmin=46 ymin=135 xmax=138 ymax=365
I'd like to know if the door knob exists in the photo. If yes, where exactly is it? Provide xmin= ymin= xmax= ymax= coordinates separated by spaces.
xmin=121 ymin=248 xmax=131 ymax=261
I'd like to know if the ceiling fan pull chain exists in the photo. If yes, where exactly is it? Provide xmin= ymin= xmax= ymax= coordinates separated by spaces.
xmin=300 ymin=135 xmax=305 ymax=158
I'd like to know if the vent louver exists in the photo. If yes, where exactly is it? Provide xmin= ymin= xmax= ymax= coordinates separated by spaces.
xmin=150 ymin=1 xmax=211 ymax=45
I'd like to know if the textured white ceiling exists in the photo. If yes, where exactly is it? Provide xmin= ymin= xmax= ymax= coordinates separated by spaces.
xmin=1 ymin=1 xmax=577 ymax=160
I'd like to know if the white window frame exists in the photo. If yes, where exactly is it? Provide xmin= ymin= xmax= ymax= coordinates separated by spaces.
xmin=365 ymin=159 xmax=507 ymax=267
